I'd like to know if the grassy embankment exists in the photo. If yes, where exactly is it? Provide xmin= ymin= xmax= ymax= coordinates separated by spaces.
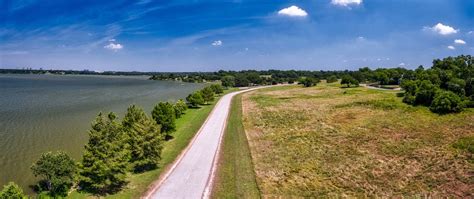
xmin=212 ymin=94 xmax=260 ymax=199
xmin=69 ymin=88 xmax=237 ymax=199
xmin=241 ymin=82 xmax=473 ymax=197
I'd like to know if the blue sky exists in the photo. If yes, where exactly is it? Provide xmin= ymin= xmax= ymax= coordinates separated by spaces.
xmin=1 ymin=0 xmax=473 ymax=72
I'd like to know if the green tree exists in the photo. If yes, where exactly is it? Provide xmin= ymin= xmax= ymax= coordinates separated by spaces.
xmin=221 ymin=75 xmax=235 ymax=88
xmin=123 ymin=105 xmax=164 ymax=172
xmin=80 ymin=112 xmax=129 ymax=194
xmin=152 ymin=102 xmax=176 ymax=138
xmin=201 ymin=86 xmax=215 ymax=104
xmin=234 ymin=74 xmax=250 ymax=87
xmin=31 ymin=151 xmax=77 ymax=196
xmin=326 ymin=75 xmax=338 ymax=83
xmin=300 ymin=77 xmax=319 ymax=87
xmin=0 ymin=182 xmax=26 ymax=199
xmin=415 ymin=80 xmax=437 ymax=106
xmin=341 ymin=75 xmax=359 ymax=87
xmin=210 ymin=84 xmax=224 ymax=94
xmin=186 ymin=92 xmax=204 ymax=107
xmin=173 ymin=99 xmax=188 ymax=118
xmin=430 ymin=90 xmax=465 ymax=114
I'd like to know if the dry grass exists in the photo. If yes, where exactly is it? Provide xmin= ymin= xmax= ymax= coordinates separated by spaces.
xmin=242 ymin=83 xmax=474 ymax=198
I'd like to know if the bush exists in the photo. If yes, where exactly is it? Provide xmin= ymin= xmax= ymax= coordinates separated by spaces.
xmin=341 ymin=75 xmax=359 ymax=87
xmin=403 ymin=93 xmax=416 ymax=105
xmin=300 ymin=77 xmax=319 ymax=87
xmin=430 ymin=90 xmax=465 ymax=114
xmin=415 ymin=80 xmax=437 ymax=106
xmin=326 ymin=75 xmax=338 ymax=83
xmin=0 ymin=182 xmax=26 ymax=199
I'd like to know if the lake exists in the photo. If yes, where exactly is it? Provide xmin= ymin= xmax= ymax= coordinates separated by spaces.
xmin=0 ymin=74 xmax=204 ymax=193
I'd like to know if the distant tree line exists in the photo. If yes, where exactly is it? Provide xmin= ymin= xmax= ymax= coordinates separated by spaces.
xmin=2 ymin=84 xmax=225 ymax=197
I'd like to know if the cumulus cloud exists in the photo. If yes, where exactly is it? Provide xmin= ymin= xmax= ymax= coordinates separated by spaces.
xmin=399 ymin=63 xmax=406 ymax=66
xmin=278 ymin=5 xmax=308 ymax=17
xmin=331 ymin=0 xmax=362 ymax=7
xmin=454 ymin=39 xmax=466 ymax=45
xmin=447 ymin=45 xmax=455 ymax=50
xmin=426 ymin=23 xmax=458 ymax=35
xmin=211 ymin=40 xmax=222 ymax=46
xmin=104 ymin=42 xmax=123 ymax=51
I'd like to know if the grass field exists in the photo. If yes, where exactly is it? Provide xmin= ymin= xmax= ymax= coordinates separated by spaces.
xmin=69 ymin=88 xmax=237 ymax=199
xmin=241 ymin=83 xmax=473 ymax=197
xmin=211 ymin=94 xmax=260 ymax=199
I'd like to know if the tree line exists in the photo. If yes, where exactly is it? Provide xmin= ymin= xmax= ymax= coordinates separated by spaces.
xmin=0 ymin=84 xmax=225 ymax=198
xmin=150 ymin=55 xmax=473 ymax=114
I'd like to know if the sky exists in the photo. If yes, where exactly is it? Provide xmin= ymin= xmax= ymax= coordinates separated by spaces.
xmin=1 ymin=0 xmax=473 ymax=72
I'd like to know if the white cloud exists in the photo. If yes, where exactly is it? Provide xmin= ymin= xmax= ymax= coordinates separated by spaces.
xmin=278 ymin=5 xmax=308 ymax=17
xmin=104 ymin=42 xmax=123 ymax=51
xmin=108 ymin=39 xmax=116 ymax=42
xmin=399 ymin=63 xmax=406 ymax=66
xmin=211 ymin=40 xmax=222 ymax=46
xmin=331 ymin=0 xmax=362 ymax=7
xmin=454 ymin=39 xmax=466 ymax=45
xmin=447 ymin=45 xmax=455 ymax=50
xmin=426 ymin=23 xmax=458 ymax=35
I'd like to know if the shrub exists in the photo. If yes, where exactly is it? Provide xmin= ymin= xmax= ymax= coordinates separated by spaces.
xmin=430 ymin=90 xmax=465 ymax=114
xmin=341 ymin=75 xmax=359 ymax=87
xmin=326 ymin=75 xmax=338 ymax=83
xmin=0 ymin=182 xmax=26 ymax=199
xmin=415 ymin=80 xmax=437 ymax=106
xmin=300 ymin=77 xmax=319 ymax=87
xmin=403 ymin=93 xmax=416 ymax=105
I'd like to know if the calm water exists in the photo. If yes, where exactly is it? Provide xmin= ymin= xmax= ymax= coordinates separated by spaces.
xmin=0 ymin=74 xmax=204 ymax=193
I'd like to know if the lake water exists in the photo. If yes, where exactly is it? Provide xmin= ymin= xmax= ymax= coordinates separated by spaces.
xmin=0 ymin=74 xmax=204 ymax=193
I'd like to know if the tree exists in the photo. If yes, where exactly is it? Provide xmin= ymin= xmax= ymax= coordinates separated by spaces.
xmin=80 ymin=112 xmax=129 ymax=194
xmin=186 ymin=92 xmax=204 ymax=107
xmin=300 ymin=77 xmax=319 ymax=87
xmin=31 ymin=151 xmax=77 ymax=196
xmin=430 ymin=90 xmax=465 ymax=114
xmin=0 ymin=182 xmax=26 ymax=199
xmin=124 ymin=105 xmax=164 ymax=172
xmin=221 ymin=75 xmax=235 ymax=88
xmin=152 ymin=102 xmax=176 ymax=137
xmin=326 ymin=75 xmax=338 ymax=83
xmin=341 ymin=75 xmax=359 ymax=87
xmin=234 ymin=74 xmax=250 ymax=87
xmin=210 ymin=84 xmax=224 ymax=94
xmin=173 ymin=99 xmax=187 ymax=118
xmin=201 ymin=86 xmax=215 ymax=104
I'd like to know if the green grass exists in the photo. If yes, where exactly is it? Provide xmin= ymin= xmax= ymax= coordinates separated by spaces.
xmin=211 ymin=94 xmax=260 ymax=199
xmin=69 ymin=88 xmax=237 ymax=199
